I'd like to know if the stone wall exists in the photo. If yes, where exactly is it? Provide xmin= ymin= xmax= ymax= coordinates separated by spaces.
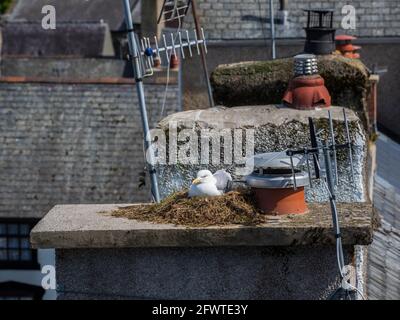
xmin=0 ymin=80 xmax=180 ymax=218
xmin=55 ymin=246 xmax=356 ymax=300
xmin=184 ymin=0 xmax=400 ymax=40
xmin=155 ymin=106 xmax=368 ymax=203
xmin=31 ymin=201 xmax=372 ymax=300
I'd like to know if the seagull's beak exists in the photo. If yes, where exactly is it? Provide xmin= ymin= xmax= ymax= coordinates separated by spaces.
xmin=192 ymin=178 xmax=202 ymax=185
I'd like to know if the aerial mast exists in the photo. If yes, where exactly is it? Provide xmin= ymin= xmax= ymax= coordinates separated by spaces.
xmin=122 ymin=0 xmax=161 ymax=203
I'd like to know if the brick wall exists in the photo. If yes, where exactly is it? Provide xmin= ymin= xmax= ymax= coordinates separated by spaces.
xmin=0 ymin=81 xmax=179 ymax=218
xmin=184 ymin=0 xmax=400 ymax=40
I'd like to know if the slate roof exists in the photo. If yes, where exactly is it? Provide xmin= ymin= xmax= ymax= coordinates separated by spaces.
xmin=367 ymin=134 xmax=400 ymax=299
xmin=9 ymin=0 xmax=141 ymax=30
xmin=2 ymin=21 xmax=113 ymax=57
xmin=0 ymin=78 xmax=179 ymax=219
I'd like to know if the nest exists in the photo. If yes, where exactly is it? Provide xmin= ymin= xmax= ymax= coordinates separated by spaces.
xmin=112 ymin=189 xmax=267 ymax=227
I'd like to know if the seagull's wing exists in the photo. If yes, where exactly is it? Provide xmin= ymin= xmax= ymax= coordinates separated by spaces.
xmin=213 ymin=170 xmax=233 ymax=192
xmin=198 ymin=183 xmax=222 ymax=196
xmin=188 ymin=183 xmax=222 ymax=198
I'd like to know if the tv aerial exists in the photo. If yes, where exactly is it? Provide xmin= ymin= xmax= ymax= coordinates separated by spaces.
xmin=157 ymin=0 xmax=192 ymax=24
xmin=122 ymin=0 xmax=209 ymax=203
xmin=155 ymin=0 xmax=215 ymax=108
xmin=140 ymin=28 xmax=208 ymax=76
xmin=285 ymin=108 xmax=364 ymax=299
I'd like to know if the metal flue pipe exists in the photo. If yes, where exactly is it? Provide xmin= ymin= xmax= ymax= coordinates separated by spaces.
xmin=269 ymin=0 xmax=276 ymax=59
xmin=191 ymin=0 xmax=215 ymax=108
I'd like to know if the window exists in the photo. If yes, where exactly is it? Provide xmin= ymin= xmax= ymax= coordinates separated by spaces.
xmin=0 ymin=219 xmax=40 ymax=270
xmin=0 ymin=282 xmax=44 ymax=300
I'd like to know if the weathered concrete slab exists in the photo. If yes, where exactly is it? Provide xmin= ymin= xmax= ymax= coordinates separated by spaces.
xmin=155 ymin=105 xmax=367 ymax=202
xmin=159 ymin=104 xmax=360 ymax=128
xmin=210 ymin=55 xmax=370 ymax=119
xmin=31 ymin=202 xmax=376 ymax=249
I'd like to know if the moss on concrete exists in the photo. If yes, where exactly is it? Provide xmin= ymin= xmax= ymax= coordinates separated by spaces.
xmin=211 ymin=55 xmax=370 ymax=121
xmin=211 ymin=59 xmax=293 ymax=108
xmin=0 ymin=0 xmax=13 ymax=14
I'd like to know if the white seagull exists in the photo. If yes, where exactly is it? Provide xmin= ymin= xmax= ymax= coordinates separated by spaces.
xmin=188 ymin=169 xmax=232 ymax=198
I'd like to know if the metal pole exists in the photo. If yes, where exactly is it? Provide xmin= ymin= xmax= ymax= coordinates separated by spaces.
xmin=328 ymin=110 xmax=339 ymax=186
xmin=269 ymin=0 xmax=276 ymax=59
xmin=191 ymin=0 xmax=215 ymax=108
xmin=343 ymin=108 xmax=355 ymax=182
xmin=308 ymin=117 xmax=320 ymax=179
xmin=323 ymin=143 xmax=345 ymax=271
xmin=122 ymin=0 xmax=161 ymax=203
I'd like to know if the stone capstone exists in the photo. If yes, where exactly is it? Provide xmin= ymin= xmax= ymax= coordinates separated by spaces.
xmin=30 ymin=202 xmax=376 ymax=249
xmin=210 ymin=55 xmax=370 ymax=125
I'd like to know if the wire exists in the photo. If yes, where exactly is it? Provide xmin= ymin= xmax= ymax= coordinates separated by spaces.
xmin=346 ymin=283 xmax=367 ymax=300
xmin=320 ymin=155 xmax=367 ymax=300
xmin=321 ymin=178 xmax=344 ymax=275
xmin=150 ymin=6 xmax=184 ymax=138
xmin=157 ymin=2 xmax=183 ymax=122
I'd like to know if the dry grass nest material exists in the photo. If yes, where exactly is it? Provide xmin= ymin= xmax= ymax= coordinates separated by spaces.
xmin=112 ymin=189 xmax=268 ymax=227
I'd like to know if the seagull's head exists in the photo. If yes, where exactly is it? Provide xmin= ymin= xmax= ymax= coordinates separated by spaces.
xmin=192 ymin=170 xmax=217 ymax=185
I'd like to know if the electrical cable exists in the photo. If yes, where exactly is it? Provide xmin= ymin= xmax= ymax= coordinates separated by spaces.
xmin=346 ymin=283 xmax=367 ymax=300
xmin=320 ymin=153 xmax=367 ymax=300
xmin=321 ymin=178 xmax=344 ymax=276
xmin=159 ymin=15 xmax=182 ymax=121
xmin=151 ymin=1 xmax=185 ymax=123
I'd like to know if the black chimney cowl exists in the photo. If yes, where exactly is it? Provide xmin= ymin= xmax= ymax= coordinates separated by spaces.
xmin=303 ymin=9 xmax=336 ymax=55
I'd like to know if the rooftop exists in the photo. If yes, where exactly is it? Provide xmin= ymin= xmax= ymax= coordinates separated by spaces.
xmin=9 ymin=0 xmax=141 ymax=30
